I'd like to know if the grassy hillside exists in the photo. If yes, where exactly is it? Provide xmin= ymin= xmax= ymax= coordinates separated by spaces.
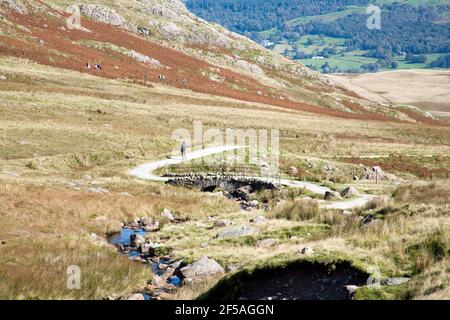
xmin=0 ymin=1 xmax=449 ymax=301
xmin=1 ymin=55 xmax=449 ymax=300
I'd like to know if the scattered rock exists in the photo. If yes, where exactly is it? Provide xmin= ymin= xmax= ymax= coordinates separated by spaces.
xmin=200 ymin=242 xmax=209 ymax=248
xmin=233 ymin=185 xmax=252 ymax=201
xmin=87 ymin=187 xmax=109 ymax=194
xmin=288 ymin=166 xmax=299 ymax=176
xmin=161 ymin=208 xmax=175 ymax=221
xmin=0 ymin=75 xmax=7 ymax=81
xmin=3 ymin=171 xmax=20 ymax=177
xmin=128 ymin=50 xmax=160 ymax=66
xmin=118 ymin=192 xmax=133 ymax=197
xmin=217 ymin=226 xmax=256 ymax=239
xmin=381 ymin=277 xmax=410 ymax=286
xmin=139 ymin=217 xmax=152 ymax=227
xmin=182 ymin=277 xmax=194 ymax=286
xmin=213 ymin=219 xmax=232 ymax=228
xmin=256 ymin=238 xmax=276 ymax=248
xmin=88 ymin=233 xmax=107 ymax=245
xmin=169 ymin=260 xmax=183 ymax=271
xmin=298 ymin=247 xmax=315 ymax=255
xmin=141 ymin=242 xmax=163 ymax=255
xmin=180 ymin=256 xmax=224 ymax=279
xmin=324 ymin=191 xmax=342 ymax=201
xmin=342 ymin=210 xmax=353 ymax=216
xmin=151 ymin=274 xmax=166 ymax=287
xmin=345 ymin=285 xmax=359 ymax=296
xmin=248 ymin=200 xmax=259 ymax=207
xmin=195 ymin=222 xmax=209 ymax=228
xmin=250 ymin=215 xmax=268 ymax=224
xmin=120 ymin=293 xmax=144 ymax=300
xmin=144 ymin=222 xmax=160 ymax=232
xmin=340 ymin=186 xmax=360 ymax=198
xmin=128 ymin=220 xmax=140 ymax=229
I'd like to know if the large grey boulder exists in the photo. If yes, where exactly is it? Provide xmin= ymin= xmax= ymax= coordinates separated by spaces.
xmin=78 ymin=4 xmax=125 ymax=26
xmin=180 ymin=256 xmax=224 ymax=279
xmin=217 ymin=226 xmax=256 ymax=239
xmin=340 ymin=186 xmax=360 ymax=198
xmin=324 ymin=191 xmax=342 ymax=201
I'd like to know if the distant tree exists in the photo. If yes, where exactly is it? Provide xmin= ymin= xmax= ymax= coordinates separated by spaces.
xmin=321 ymin=62 xmax=331 ymax=74
xmin=406 ymin=53 xmax=427 ymax=64
xmin=429 ymin=54 xmax=450 ymax=68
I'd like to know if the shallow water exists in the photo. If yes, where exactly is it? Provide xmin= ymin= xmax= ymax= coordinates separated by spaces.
xmin=107 ymin=227 xmax=147 ymax=247
xmin=107 ymin=227 xmax=182 ymax=288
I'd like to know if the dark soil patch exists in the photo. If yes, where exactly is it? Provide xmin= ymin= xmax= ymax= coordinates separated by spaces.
xmin=200 ymin=260 xmax=369 ymax=300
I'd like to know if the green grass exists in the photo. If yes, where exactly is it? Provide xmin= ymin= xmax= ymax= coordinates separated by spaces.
xmin=285 ymin=6 xmax=367 ymax=27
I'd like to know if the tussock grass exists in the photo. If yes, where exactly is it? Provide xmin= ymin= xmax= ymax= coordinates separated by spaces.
xmin=393 ymin=183 xmax=450 ymax=205
xmin=0 ymin=183 xmax=237 ymax=299
xmin=269 ymin=199 xmax=319 ymax=222
xmin=0 ymin=57 xmax=449 ymax=300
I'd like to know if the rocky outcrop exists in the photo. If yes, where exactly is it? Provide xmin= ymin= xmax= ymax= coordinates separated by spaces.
xmin=0 ymin=0 xmax=28 ymax=14
xmin=360 ymin=166 xmax=397 ymax=182
xmin=128 ymin=50 xmax=161 ymax=66
xmin=78 ymin=4 xmax=125 ymax=26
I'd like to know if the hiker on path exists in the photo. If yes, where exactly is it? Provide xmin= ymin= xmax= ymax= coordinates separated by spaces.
xmin=180 ymin=141 xmax=187 ymax=160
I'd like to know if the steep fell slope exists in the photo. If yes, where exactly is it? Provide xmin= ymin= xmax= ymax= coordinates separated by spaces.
xmin=0 ymin=0 xmax=443 ymax=123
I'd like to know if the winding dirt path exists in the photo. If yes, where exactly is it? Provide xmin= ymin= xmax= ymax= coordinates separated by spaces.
xmin=129 ymin=146 xmax=375 ymax=210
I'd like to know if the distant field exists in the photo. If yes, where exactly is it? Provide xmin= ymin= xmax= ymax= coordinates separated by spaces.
xmin=298 ymin=51 xmax=443 ymax=71
xmin=329 ymin=69 xmax=450 ymax=120
xmin=252 ymin=1 xmax=450 ymax=73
